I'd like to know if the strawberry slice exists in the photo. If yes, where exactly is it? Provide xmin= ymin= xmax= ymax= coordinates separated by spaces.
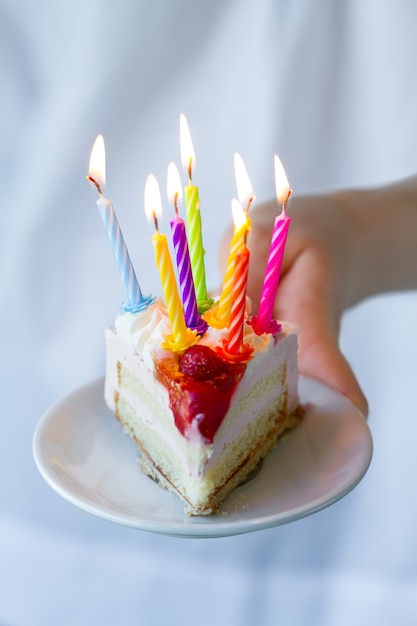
xmin=179 ymin=345 xmax=227 ymax=381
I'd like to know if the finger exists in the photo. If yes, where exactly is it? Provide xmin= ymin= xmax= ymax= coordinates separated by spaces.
xmin=299 ymin=331 xmax=369 ymax=417
xmin=276 ymin=254 xmax=369 ymax=417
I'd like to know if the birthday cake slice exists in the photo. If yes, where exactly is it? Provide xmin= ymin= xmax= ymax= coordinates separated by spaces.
xmin=91 ymin=119 xmax=302 ymax=515
xmin=104 ymin=298 xmax=301 ymax=516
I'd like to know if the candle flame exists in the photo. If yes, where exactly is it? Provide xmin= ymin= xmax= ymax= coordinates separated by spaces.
xmin=234 ymin=153 xmax=254 ymax=210
xmin=180 ymin=113 xmax=195 ymax=178
xmin=231 ymin=198 xmax=247 ymax=231
xmin=167 ymin=161 xmax=183 ymax=210
xmin=144 ymin=174 xmax=163 ymax=226
xmin=89 ymin=134 xmax=106 ymax=189
xmin=274 ymin=154 xmax=290 ymax=204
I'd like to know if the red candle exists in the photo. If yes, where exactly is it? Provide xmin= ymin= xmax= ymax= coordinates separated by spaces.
xmin=216 ymin=244 xmax=253 ymax=363
xmin=227 ymin=246 xmax=250 ymax=353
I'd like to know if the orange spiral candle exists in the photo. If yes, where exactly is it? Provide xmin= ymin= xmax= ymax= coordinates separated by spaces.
xmin=227 ymin=246 xmax=250 ymax=353
xmin=216 ymin=243 xmax=253 ymax=363
xmin=204 ymin=199 xmax=249 ymax=329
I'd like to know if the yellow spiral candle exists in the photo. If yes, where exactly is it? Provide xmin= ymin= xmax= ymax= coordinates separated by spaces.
xmin=145 ymin=174 xmax=198 ymax=353
xmin=151 ymin=230 xmax=198 ymax=352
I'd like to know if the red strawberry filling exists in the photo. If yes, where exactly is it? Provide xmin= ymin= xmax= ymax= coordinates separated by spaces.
xmin=155 ymin=345 xmax=246 ymax=443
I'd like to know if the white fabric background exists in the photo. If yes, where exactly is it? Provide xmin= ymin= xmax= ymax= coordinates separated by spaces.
xmin=1 ymin=1 xmax=416 ymax=624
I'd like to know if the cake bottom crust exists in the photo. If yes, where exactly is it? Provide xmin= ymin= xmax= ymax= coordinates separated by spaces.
xmin=128 ymin=406 xmax=303 ymax=516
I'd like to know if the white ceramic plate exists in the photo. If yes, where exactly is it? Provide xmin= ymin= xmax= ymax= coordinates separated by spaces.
xmin=33 ymin=376 xmax=372 ymax=538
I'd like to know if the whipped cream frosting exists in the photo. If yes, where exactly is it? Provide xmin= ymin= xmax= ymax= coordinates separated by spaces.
xmin=114 ymin=297 xmax=278 ymax=373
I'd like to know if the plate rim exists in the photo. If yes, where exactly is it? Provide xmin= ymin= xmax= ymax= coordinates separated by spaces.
xmin=33 ymin=376 xmax=373 ymax=538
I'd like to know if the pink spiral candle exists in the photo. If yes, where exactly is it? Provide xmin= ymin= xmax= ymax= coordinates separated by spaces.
xmin=249 ymin=155 xmax=291 ymax=335
xmin=255 ymin=207 xmax=290 ymax=331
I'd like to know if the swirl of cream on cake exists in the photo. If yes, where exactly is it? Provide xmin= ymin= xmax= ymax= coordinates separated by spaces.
xmin=115 ymin=296 xmax=276 ymax=372
xmin=115 ymin=298 xmax=169 ymax=370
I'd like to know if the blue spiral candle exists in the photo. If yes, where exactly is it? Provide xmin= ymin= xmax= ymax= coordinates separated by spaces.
xmin=88 ymin=134 xmax=153 ymax=313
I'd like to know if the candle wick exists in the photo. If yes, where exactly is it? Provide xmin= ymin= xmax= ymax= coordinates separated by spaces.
xmin=187 ymin=158 xmax=193 ymax=183
xmin=245 ymin=195 xmax=255 ymax=214
xmin=153 ymin=212 xmax=159 ymax=232
xmin=282 ymin=189 xmax=293 ymax=214
xmin=174 ymin=192 xmax=179 ymax=215
xmin=87 ymin=175 xmax=103 ymax=196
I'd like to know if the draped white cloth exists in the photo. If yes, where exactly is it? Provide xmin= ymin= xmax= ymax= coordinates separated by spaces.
xmin=1 ymin=1 xmax=416 ymax=624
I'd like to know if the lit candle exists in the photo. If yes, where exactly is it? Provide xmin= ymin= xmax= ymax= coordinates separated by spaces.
xmin=203 ymin=155 xmax=253 ymax=330
xmin=222 ymin=153 xmax=255 ymax=308
xmin=180 ymin=113 xmax=212 ymax=312
xmin=88 ymin=134 xmax=153 ymax=313
xmin=227 ymin=246 xmax=251 ymax=353
xmin=234 ymin=152 xmax=255 ymax=214
xmin=216 ymin=240 xmax=253 ymax=363
xmin=204 ymin=199 xmax=247 ymax=329
xmin=167 ymin=162 xmax=207 ymax=334
xmin=251 ymin=154 xmax=291 ymax=335
xmin=144 ymin=174 xmax=198 ymax=353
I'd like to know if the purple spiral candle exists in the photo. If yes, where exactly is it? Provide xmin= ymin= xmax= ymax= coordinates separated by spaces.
xmin=170 ymin=214 xmax=207 ymax=334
